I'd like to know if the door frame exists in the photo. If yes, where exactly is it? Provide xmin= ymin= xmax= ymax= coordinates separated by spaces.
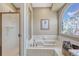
xmin=0 ymin=12 xmax=21 ymax=56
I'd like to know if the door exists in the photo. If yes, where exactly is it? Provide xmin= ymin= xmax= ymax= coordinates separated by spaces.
xmin=2 ymin=12 xmax=19 ymax=56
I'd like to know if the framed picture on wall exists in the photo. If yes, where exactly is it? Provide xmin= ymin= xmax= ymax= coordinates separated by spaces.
xmin=40 ymin=19 xmax=49 ymax=30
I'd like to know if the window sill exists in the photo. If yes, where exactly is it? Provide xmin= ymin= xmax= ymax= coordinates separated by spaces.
xmin=59 ymin=33 xmax=79 ymax=39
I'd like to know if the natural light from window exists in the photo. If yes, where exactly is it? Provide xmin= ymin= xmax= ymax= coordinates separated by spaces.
xmin=62 ymin=3 xmax=79 ymax=35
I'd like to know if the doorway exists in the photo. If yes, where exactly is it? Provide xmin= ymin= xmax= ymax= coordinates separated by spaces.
xmin=1 ymin=12 xmax=20 ymax=56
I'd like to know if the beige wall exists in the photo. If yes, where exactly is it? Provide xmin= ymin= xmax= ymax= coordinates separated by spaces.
xmin=33 ymin=8 xmax=57 ymax=35
xmin=0 ymin=14 xmax=2 ymax=56
xmin=0 ymin=14 xmax=2 ymax=47
xmin=18 ymin=4 xmax=24 ymax=56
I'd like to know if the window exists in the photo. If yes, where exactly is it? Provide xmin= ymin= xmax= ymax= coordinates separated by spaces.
xmin=62 ymin=3 xmax=79 ymax=36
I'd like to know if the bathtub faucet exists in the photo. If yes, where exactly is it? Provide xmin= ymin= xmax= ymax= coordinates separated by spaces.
xmin=42 ymin=37 xmax=45 ymax=40
xmin=33 ymin=40 xmax=37 ymax=47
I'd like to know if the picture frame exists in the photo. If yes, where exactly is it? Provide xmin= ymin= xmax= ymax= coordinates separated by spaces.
xmin=40 ymin=19 xmax=49 ymax=30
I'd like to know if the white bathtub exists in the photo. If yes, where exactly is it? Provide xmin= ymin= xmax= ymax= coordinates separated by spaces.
xmin=27 ymin=47 xmax=63 ymax=56
xmin=27 ymin=48 xmax=58 ymax=56
xmin=28 ymin=35 xmax=63 ymax=56
xmin=29 ymin=35 xmax=57 ymax=48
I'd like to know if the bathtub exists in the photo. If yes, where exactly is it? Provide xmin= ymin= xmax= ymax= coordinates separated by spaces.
xmin=29 ymin=35 xmax=58 ymax=48
xmin=27 ymin=35 xmax=63 ymax=56
xmin=27 ymin=48 xmax=58 ymax=56
xmin=27 ymin=47 xmax=63 ymax=56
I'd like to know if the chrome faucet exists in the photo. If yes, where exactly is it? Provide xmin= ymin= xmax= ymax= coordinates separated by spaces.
xmin=42 ymin=37 xmax=45 ymax=40
xmin=33 ymin=40 xmax=37 ymax=47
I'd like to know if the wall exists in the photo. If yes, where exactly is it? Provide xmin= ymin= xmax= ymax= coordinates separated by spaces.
xmin=0 ymin=14 xmax=2 ymax=47
xmin=20 ymin=4 xmax=24 ymax=56
xmin=33 ymin=8 xmax=57 ymax=35
xmin=14 ymin=3 xmax=32 ymax=56
xmin=0 ymin=14 xmax=2 ymax=55
xmin=28 ymin=9 xmax=31 ymax=39
xmin=16 ymin=3 xmax=24 ymax=56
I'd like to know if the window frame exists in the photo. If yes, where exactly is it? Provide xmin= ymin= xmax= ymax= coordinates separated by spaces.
xmin=59 ymin=3 xmax=79 ymax=39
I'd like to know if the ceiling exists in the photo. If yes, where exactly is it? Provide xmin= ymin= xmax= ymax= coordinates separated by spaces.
xmin=32 ymin=3 xmax=65 ymax=11
xmin=32 ymin=3 xmax=52 ymax=8
xmin=14 ymin=3 xmax=65 ymax=12
xmin=13 ymin=3 xmax=23 ymax=8
xmin=52 ymin=3 xmax=65 ymax=11
xmin=0 ymin=4 xmax=16 ymax=12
